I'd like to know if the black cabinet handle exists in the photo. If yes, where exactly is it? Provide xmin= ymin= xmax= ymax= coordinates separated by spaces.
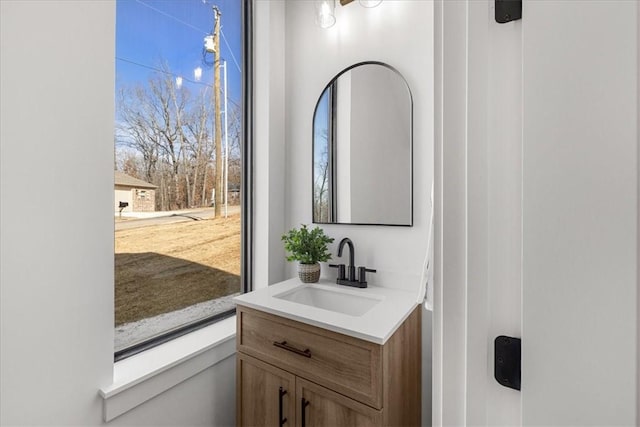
xmin=273 ymin=340 xmax=311 ymax=358
xmin=301 ymin=397 xmax=310 ymax=427
xmin=278 ymin=387 xmax=287 ymax=426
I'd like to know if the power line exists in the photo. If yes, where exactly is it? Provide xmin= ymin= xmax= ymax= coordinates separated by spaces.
xmin=134 ymin=0 xmax=241 ymax=73
xmin=220 ymin=29 xmax=241 ymax=73
xmin=116 ymin=56 xmax=241 ymax=109
xmin=135 ymin=0 xmax=207 ymax=34
xmin=117 ymin=56 xmax=161 ymax=72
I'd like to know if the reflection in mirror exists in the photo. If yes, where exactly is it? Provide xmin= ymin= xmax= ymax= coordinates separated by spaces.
xmin=313 ymin=89 xmax=331 ymax=222
xmin=312 ymin=62 xmax=412 ymax=226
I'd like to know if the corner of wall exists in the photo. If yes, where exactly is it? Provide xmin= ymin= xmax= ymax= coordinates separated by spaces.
xmin=254 ymin=0 xmax=288 ymax=289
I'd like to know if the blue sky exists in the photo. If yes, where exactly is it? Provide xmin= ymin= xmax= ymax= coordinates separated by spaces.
xmin=116 ymin=0 xmax=242 ymax=104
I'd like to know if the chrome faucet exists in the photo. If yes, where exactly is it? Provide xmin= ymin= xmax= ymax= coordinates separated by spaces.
xmin=329 ymin=237 xmax=376 ymax=288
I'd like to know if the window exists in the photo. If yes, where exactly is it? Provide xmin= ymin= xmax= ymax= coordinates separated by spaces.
xmin=114 ymin=0 xmax=252 ymax=360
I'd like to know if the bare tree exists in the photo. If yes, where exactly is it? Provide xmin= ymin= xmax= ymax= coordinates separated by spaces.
xmin=115 ymin=62 xmax=241 ymax=212
xmin=183 ymin=89 xmax=214 ymax=207
xmin=314 ymin=129 xmax=330 ymax=222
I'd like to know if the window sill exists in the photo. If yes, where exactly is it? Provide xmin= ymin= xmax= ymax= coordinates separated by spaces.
xmin=99 ymin=316 xmax=236 ymax=422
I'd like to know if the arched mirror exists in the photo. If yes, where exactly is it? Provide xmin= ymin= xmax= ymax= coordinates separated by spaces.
xmin=312 ymin=62 xmax=413 ymax=226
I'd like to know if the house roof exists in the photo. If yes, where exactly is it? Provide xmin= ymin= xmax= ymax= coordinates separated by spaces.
xmin=114 ymin=171 xmax=158 ymax=189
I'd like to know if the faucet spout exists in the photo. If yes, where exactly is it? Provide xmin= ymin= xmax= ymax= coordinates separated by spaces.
xmin=337 ymin=238 xmax=355 ymax=281
xmin=338 ymin=237 xmax=354 ymax=267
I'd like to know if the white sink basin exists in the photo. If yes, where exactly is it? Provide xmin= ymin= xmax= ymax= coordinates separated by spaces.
xmin=274 ymin=285 xmax=382 ymax=317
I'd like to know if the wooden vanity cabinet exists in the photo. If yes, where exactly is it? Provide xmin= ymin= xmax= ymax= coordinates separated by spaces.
xmin=236 ymin=305 xmax=421 ymax=427
xmin=237 ymin=353 xmax=295 ymax=427
xmin=296 ymin=377 xmax=383 ymax=427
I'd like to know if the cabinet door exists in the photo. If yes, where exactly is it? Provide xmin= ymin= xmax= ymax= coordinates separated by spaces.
xmin=237 ymin=353 xmax=295 ymax=427
xmin=296 ymin=378 xmax=382 ymax=427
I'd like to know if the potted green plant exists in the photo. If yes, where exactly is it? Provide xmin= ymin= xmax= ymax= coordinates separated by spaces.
xmin=281 ymin=224 xmax=334 ymax=283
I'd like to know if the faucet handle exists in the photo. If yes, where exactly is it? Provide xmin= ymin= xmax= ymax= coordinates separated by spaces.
xmin=329 ymin=264 xmax=346 ymax=280
xmin=358 ymin=267 xmax=376 ymax=284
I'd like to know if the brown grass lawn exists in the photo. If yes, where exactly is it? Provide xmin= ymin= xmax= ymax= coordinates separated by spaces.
xmin=115 ymin=214 xmax=241 ymax=326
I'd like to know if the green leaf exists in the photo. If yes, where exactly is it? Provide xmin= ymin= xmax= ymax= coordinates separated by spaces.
xmin=281 ymin=224 xmax=334 ymax=264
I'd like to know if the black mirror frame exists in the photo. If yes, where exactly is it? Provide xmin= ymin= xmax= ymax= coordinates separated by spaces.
xmin=311 ymin=61 xmax=414 ymax=227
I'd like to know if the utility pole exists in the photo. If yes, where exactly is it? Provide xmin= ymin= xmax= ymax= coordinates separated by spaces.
xmin=212 ymin=6 xmax=222 ymax=218
xmin=222 ymin=60 xmax=229 ymax=218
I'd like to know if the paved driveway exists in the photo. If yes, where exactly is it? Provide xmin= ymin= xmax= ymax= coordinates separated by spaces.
xmin=115 ymin=206 xmax=240 ymax=231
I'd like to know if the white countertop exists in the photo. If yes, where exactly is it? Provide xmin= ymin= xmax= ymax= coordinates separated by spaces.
xmin=234 ymin=278 xmax=419 ymax=344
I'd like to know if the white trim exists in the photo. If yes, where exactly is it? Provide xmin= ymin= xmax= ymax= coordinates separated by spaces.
xmin=432 ymin=1 xmax=443 ymax=425
xmin=435 ymin=0 xmax=470 ymax=425
xmin=100 ymin=316 xmax=236 ymax=422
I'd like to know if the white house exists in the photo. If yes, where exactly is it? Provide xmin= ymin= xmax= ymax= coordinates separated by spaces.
xmin=1 ymin=1 xmax=637 ymax=426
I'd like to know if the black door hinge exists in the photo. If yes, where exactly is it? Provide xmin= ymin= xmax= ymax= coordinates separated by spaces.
xmin=495 ymin=0 xmax=522 ymax=23
xmin=494 ymin=335 xmax=521 ymax=390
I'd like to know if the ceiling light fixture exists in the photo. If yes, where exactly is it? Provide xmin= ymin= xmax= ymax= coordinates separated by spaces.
xmin=359 ymin=0 xmax=382 ymax=7
xmin=319 ymin=0 xmax=383 ymax=28
xmin=315 ymin=0 xmax=336 ymax=29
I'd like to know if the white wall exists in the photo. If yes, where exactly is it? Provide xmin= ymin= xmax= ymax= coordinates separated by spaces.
xmin=521 ymin=2 xmax=637 ymax=424
xmin=0 ymin=2 xmax=234 ymax=425
xmin=283 ymin=0 xmax=434 ymax=288
xmin=282 ymin=0 xmax=434 ymax=423
xmin=436 ymin=0 xmax=638 ymax=425
xmin=0 ymin=1 xmax=114 ymax=424
xmin=107 ymin=356 xmax=236 ymax=427
xmin=254 ymin=0 xmax=287 ymax=290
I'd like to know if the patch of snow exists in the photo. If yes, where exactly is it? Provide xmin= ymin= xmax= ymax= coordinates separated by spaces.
xmin=115 ymin=293 xmax=239 ymax=352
